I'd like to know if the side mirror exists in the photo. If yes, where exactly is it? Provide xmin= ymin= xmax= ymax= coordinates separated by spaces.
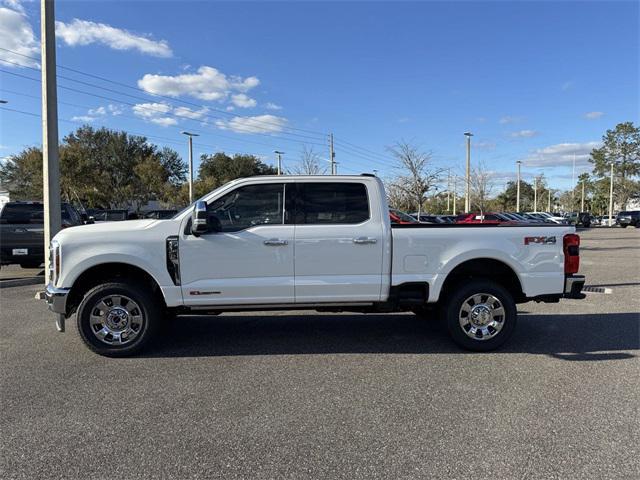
xmin=191 ymin=201 xmax=210 ymax=236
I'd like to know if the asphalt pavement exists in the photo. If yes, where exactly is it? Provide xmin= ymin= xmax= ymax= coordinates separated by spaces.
xmin=1 ymin=227 xmax=638 ymax=479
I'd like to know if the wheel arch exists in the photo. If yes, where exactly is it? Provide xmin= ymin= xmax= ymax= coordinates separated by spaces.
xmin=65 ymin=262 xmax=166 ymax=317
xmin=438 ymin=257 xmax=525 ymax=304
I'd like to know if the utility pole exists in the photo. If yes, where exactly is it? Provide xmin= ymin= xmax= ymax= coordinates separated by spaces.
xmin=516 ymin=160 xmax=522 ymax=212
xmin=608 ymin=162 xmax=614 ymax=227
xmin=572 ymin=153 xmax=576 ymax=207
xmin=452 ymin=176 xmax=457 ymax=215
xmin=329 ymin=134 xmax=336 ymax=175
xmin=274 ymin=150 xmax=285 ymax=175
xmin=581 ymin=180 xmax=585 ymax=212
xmin=41 ymin=0 xmax=62 ymax=282
xmin=548 ymin=189 xmax=551 ymax=212
xmin=464 ymin=132 xmax=473 ymax=212
xmin=533 ymin=176 xmax=537 ymax=212
xmin=181 ymin=131 xmax=199 ymax=204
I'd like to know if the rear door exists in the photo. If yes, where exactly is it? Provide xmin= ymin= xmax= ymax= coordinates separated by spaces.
xmin=0 ymin=203 xmax=44 ymax=263
xmin=293 ymin=181 xmax=384 ymax=303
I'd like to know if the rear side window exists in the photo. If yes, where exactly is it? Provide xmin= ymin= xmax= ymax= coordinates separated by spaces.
xmin=0 ymin=204 xmax=43 ymax=224
xmin=298 ymin=183 xmax=369 ymax=224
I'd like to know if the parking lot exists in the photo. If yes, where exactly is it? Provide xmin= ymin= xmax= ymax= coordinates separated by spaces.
xmin=1 ymin=227 xmax=638 ymax=479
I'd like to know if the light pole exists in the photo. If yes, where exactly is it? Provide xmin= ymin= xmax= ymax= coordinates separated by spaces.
xmin=446 ymin=168 xmax=451 ymax=212
xmin=181 ymin=131 xmax=199 ymax=204
xmin=533 ymin=176 xmax=537 ymax=212
xmin=516 ymin=160 xmax=522 ymax=212
xmin=548 ymin=188 xmax=552 ymax=212
xmin=464 ymin=132 xmax=473 ymax=212
xmin=608 ymin=162 xmax=614 ymax=227
xmin=274 ymin=151 xmax=285 ymax=175
xmin=581 ymin=180 xmax=585 ymax=212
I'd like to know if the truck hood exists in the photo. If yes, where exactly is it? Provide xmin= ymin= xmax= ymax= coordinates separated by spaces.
xmin=52 ymin=219 xmax=170 ymax=245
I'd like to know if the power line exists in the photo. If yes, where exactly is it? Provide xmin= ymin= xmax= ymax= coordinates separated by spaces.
xmin=0 ymin=48 xmax=328 ymax=138
xmin=0 ymin=68 xmax=329 ymax=150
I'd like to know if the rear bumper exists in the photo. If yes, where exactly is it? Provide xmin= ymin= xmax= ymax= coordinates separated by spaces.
xmin=42 ymin=283 xmax=70 ymax=314
xmin=564 ymin=274 xmax=586 ymax=299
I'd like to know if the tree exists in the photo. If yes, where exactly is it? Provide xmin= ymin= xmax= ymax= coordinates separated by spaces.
xmin=198 ymin=152 xmax=276 ymax=188
xmin=590 ymin=122 xmax=640 ymax=209
xmin=291 ymin=146 xmax=326 ymax=175
xmin=495 ymin=180 xmax=534 ymax=211
xmin=387 ymin=140 xmax=443 ymax=216
xmin=0 ymin=126 xmax=186 ymax=209
xmin=469 ymin=162 xmax=494 ymax=214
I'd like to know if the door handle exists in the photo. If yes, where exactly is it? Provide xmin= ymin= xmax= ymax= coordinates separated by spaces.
xmin=263 ymin=238 xmax=288 ymax=246
xmin=353 ymin=237 xmax=377 ymax=245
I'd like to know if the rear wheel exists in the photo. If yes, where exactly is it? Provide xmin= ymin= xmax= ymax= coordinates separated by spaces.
xmin=76 ymin=281 xmax=161 ymax=357
xmin=444 ymin=279 xmax=517 ymax=351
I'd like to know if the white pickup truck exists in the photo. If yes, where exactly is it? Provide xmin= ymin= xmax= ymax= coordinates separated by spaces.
xmin=42 ymin=175 xmax=585 ymax=356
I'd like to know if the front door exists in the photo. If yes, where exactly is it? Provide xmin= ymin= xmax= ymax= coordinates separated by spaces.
xmin=180 ymin=183 xmax=294 ymax=306
xmin=293 ymin=182 xmax=384 ymax=303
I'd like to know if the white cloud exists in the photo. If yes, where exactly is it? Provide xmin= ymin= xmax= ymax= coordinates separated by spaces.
xmin=499 ymin=116 xmax=524 ymax=124
xmin=174 ymin=106 xmax=209 ymax=120
xmin=107 ymin=104 xmax=123 ymax=116
xmin=71 ymin=115 xmax=97 ymax=123
xmin=132 ymin=102 xmax=178 ymax=126
xmin=231 ymin=93 xmax=256 ymax=108
xmin=149 ymin=117 xmax=177 ymax=127
xmin=584 ymin=111 xmax=604 ymax=120
xmin=0 ymin=3 xmax=39 ymax=68
xmin=55 ymin=19 xmax=172 ymax=57
xmin=88 ymin=106 xmax=106 ymax=116
xmin=265 ymin=102 xmax=282 ymax=111
xmin=138 ymin=66 xmax=260 ymax=101
xmin=215 ymin=114 xmax=288 ymax=134
xmin=132 ymin=102 xmax=208 ymax=126
xmin=511 ymin=129 xmax=539 ymax=138
xmin=521 ymin=142 xmax=601 ymax=168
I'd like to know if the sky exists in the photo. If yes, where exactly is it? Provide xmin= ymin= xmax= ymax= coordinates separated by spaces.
xmin=0 ymin=0 xmax=638 ymax=191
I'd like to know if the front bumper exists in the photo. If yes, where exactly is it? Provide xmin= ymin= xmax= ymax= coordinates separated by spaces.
xmin=42 ymin=283 xmax=70 ymax=315
xmin=564 ymin=274 xmax=586 ymax=299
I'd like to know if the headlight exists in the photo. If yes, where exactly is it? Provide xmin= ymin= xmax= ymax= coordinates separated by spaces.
xmin=49 ymin=240 xmax=60 ymax=285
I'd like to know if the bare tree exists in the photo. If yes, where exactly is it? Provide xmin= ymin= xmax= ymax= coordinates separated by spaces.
xmin=387 ymin=140 xmax=443 ymax=216
xmin=291 ymin=145 xmax=326 ymax=175
xmin=385 ymin=178 xmax=413 ymax=211
xmin=469 ymin=162 xmax=495 ymax=214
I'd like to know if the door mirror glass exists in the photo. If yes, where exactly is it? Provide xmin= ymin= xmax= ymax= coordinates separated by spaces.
xmin=191 ymin=201 xmax=209 ymax=236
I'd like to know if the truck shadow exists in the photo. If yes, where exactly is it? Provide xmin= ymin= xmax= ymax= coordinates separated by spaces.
xmin=148 ymin=312 xmax=639 ymax=361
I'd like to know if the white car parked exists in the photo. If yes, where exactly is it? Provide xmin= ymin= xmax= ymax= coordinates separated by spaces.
xmin=42 ymin=175 xmax=585 ymax=356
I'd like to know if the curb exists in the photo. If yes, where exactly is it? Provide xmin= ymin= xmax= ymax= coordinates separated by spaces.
xmin=0 ymin=277 xmax=44 ymax=289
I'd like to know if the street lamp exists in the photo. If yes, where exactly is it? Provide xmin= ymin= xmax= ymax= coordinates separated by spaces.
xmin=516 ymin=160 xmax=522 ymax=212
xmin=608 ymin=162 xmax=614 ymax=227
xmin=274 ymin=150 xmax=285 ymax=175
xmin=181 ymin=131 xmax=199 ymax=204
xmin=464 ymin=132 xmax=473 ymax=212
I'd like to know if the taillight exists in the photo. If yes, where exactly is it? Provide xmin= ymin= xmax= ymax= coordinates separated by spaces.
xmin=563 ymin=233 xmax=580 ymax=274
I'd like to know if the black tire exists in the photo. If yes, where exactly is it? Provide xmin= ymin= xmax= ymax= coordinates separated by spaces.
xmin=76 ymin=281 xmax=162 ymax=357
xmin=443 ymin=279 xmax=517 ymax=352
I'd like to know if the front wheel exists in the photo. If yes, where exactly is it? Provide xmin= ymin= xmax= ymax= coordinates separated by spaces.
xmin=444 ymin=279 xmax=517 ymax=351
xmin=76 ymin=281 xmax=161 ymax=357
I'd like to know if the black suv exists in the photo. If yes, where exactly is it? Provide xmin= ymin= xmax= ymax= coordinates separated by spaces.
xmin=616 ymin=210 xmax=640 ymax=228
xmin=0 ymin=202 xmax=84 ymax=268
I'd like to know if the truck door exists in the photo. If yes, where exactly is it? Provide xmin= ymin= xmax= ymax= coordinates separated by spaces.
xmin=293 ymin=181 xmax=384 ymax=303
xmin=179 ymin=182 xmax=294 ymax=306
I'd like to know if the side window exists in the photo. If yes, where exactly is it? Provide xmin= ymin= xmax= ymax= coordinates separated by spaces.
xmin=484 ymin=214 xmax=498 ymax=221
xmin=207 ymin=183 xmax=285 ymax=232
xmin=299 ymin=183 xmax=369 ymax=224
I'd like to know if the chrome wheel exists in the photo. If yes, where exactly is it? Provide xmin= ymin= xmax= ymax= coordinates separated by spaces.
xmin=88 ymin=295 xmax=144 ymax=346
xmin=458 ymin=293 xmax=505 ymax=341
